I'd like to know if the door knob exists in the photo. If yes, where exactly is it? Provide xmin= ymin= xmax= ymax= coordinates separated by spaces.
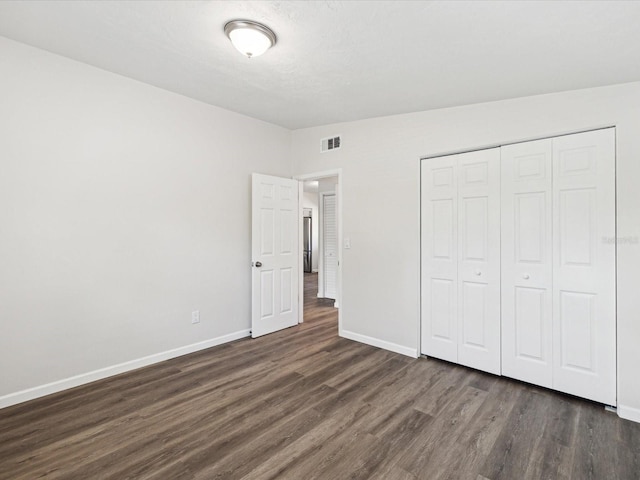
xmin=523 ymin=274 xmax=530 ymax=279
xmin=255 ymin=261 xmax=262 ymax=268
xmin=475 ymin=270 xmax=482 ymax=276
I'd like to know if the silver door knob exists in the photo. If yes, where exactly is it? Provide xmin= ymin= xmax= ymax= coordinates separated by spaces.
xmin=255 ymin=261 xmax=262 ymax=268
xmin=523 ymin=274 xmax=530 ymax=279
xmin=475 ymin=270 xmax=482 ymax=276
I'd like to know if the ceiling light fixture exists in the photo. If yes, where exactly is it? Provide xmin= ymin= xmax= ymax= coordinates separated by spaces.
xmin=224 ymin=20 xmax=277 ymax=58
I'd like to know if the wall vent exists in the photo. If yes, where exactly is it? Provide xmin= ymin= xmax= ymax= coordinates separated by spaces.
xmin=321 ymin=135 xmax=341 ymax=153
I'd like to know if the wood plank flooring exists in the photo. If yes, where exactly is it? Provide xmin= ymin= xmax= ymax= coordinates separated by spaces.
xmin=1 ymin=272 xmax=639 ymax=479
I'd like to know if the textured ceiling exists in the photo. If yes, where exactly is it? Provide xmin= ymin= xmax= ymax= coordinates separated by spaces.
xmin=1 ymin=1 xmax=640 ymax=129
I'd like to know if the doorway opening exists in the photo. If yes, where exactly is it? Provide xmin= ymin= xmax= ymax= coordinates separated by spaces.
xmin=296 ymin=170 xmax=342 ymax=332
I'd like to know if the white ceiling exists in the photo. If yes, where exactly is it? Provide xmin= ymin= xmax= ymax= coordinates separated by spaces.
xmin=1 ymin=1 xmax=639 ymax=129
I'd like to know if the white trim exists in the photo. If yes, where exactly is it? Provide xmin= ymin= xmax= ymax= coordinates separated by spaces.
xmin=618 ymin=404 xmax=640 ymax=424
xmin=336 ymin=180 xmax=343 ymax=329
xmin=418 ymin=157 xmax=424 ymax=356
xmin=297 ymin=180 xmax=305 ymax=323
xmin=0 ymin=329 xmax=251 ymax=409
xmin=419 ymin=125 xmax=616 ymax=162
xmin=341 ymin=329 xmax=419 ymax=358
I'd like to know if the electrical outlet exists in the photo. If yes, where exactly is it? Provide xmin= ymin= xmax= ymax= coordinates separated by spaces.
xmin=191 ymin=310 xmax=200 ymax=324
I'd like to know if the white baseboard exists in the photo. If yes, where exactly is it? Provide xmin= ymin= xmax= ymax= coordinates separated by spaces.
xmin=0 ymin=329 xmax=251 ymax=410
xmin=618 ymin=404 xmax=640 ymax=423
xmin=340 ymin=329 xmax=419 ymax=358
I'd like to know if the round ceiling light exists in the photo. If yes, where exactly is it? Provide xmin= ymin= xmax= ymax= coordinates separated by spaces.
xmin=224 ymin=20 xmax=277 ymax=58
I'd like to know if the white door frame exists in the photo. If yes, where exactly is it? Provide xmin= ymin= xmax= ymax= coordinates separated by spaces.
xmin=295 ymin=169 xmax=343 ymax=333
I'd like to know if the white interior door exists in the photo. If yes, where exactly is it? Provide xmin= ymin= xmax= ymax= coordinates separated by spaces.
xmin=322 ymin=193 xmax=337 ymax=300
xmin=421 ymin=155 xmax=458 ymax=362
xmin=552 ymin=128 xmax=616 ymax=405
xmin=501 ymin=139 xmax=554 ymax=387
xmin=251 ymin=173 xmax=299 ymax=338
xmin=457 ymin=149 xmax=501 ymax=375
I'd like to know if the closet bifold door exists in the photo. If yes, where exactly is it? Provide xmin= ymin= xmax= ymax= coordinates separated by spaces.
xmin=421 ymin=149 xmax=501 ymax=375
xmin=456 ymin=150 xmax=501 ymax=375
xmin=552 ymin=128 xmax=616 ymax=405
xmin=421 ymin=155 xmax=458 ymax=363
xmin=501 ymin=139 xmax=554 ymax=388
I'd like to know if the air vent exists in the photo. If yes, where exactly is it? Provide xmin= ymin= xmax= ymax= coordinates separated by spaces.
xmin=321 ymin=135 xmax=341 ymax=153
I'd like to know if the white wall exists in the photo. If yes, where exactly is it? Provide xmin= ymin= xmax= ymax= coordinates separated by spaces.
xmin=0 ymin=37 xmax=292 ymax=405
xmin=318 ymin=176 xmax=338 ymax=193
xmin=291 ymin=82 xmax=640 ymax=422
xmin=302 ymin=191 xmax=319 ymax=272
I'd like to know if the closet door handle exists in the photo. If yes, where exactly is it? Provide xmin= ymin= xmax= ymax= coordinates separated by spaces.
xmin=475 ymin=270 xmax=482 ymax=276
xmin=523 ymin=274 xmax=530 ymax=280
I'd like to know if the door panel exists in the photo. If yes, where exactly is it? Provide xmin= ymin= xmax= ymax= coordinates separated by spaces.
xmin=559 ymin=188 xmax=595 ymax=267
xmin=432 ymin=199 xmax=454 ymax=259
xmin=260 ymin=208 xmax=275 ymax=255
xmin=280 ymin=208 xmax=294 ymax=254
xmin=461 ymin=281 xmax=487 ymax=348
xmin=515 ymin=192 xmax=546 ymax=263
xmin=501 ymin=139 xmax=553 ymax=387
xmin=252 ymin=173 xmax=299 ymax=338
xmin=260 ymin=270 xmax=274 ymax=318
xmin=421 ymin=156 xmax=458 ymax=362
xmin=514 ymin=286 xmax=546 ymax=360
xmin=552 ymin=129 xmax=616 ymax=405
xmin=457 ymin=149 xmax=501 ymax=375
xmin=280 ymin=267 xmax=293 ymax=314
xmin=430 ymin=278 xmax=455 ymax=340
xmin=461 ymin=196 xmax=487 ymax=261
xmin=559 ymin=290 xmax=596 ymax=371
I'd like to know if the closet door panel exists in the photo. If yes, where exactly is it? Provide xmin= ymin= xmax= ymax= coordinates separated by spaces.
xmin=421 ymin=156 xmax=458 ymax=362
xmin=552 ymin=128 xmax=616 ymax=405
xmin=457 ymin=149 xmax=501 ymax=375
xmin=501 ymin=140 xmax=553 ymax=387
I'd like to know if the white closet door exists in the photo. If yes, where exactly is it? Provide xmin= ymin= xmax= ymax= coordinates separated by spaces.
xmin=421 ymin=156 xmax=458 ymax=362
xmin=552 ymin=128 xmax=616 ymax=405
xmin=457 ymin=149 xmax=501 ymax=375
xmin=322 ymin=193 xmax=337 ymax=300
xmin=501 ymin=139 xmax=554 ymax=387
xmin=421 ymin=149 xmax=501 ymax=374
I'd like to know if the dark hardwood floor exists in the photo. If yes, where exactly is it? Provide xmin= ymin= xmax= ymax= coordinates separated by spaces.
xmin=1 ymin=272 xmax=639 ymax=479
